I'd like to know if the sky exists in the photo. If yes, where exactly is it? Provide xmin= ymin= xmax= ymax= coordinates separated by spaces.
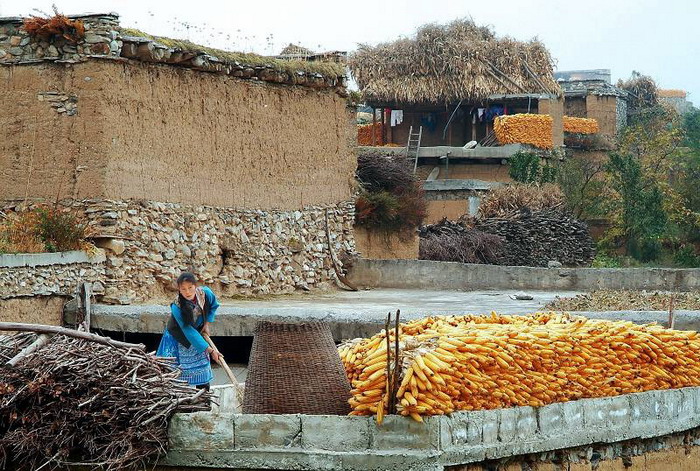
xmin=1 ymin=0 xmax=697 ymax=102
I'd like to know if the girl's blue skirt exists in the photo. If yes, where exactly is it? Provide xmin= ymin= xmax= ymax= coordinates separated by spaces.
xmin=156 ymin=329 xmax=213 ymax=386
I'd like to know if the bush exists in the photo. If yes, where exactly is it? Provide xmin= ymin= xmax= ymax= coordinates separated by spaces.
xmin=673 ymin=245 xmax=700 ymax=268
xmin=508 ymin=151 xmax=557 ymax=184
xmin=355 ymin=151 xmax=427 ymax=234
xmin=36 ymin=207 xmax=87 ymax=252
xmin=590 ymin=253 xmax=622 ymax=268
xmin=0 ymin=207 xmax=88 ymax=254
xmin=0 ymin=212 xmax=45 ymax=254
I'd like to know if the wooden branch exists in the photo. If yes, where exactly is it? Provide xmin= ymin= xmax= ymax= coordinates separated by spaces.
xmin=324 ymin=209 xmax=358 ymax=291
xmin=384 ymin=313 xmax=392 ymax=414
xmin=484 ymin=68 xmax=518 ymax=94
xmin=7 ymin=334 xmax=51 ymax=367
xmin=0 ymin=323 xmax=144 ymax=350
xmin=392 ymin=309 xmax=400 ymax=415
xmin=483 ymin=59 xmax=528 ymax=93
xmin=201 ymin=333 xmax=237 ymax=385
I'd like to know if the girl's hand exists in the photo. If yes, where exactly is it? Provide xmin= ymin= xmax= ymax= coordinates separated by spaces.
xmin=210 ymin=349 xmax=223 ymax=365
xmin=201 ymin=322 xmax=211 ymax=336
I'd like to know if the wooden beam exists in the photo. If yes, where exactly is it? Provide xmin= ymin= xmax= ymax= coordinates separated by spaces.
xmin=0 ymin=323 xmax=144 ymax=350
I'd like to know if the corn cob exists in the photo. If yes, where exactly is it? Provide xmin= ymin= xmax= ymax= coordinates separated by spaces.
xmin=339 ymin=313 xmax=700 ymax=422
xmin=494 ymin=114 xmax=553 ymax=149
xmin=563 ymin=116 xmax=599 ymax=134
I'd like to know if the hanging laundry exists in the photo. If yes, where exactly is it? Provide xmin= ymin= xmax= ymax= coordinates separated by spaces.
xmin=485 ymin=105 xmax=505 ymax=121
xmin=390 ymin=110 xmax=404 ymax=127
xmin=420 ymin=113 xmax=437 ymax=133
xmin=477 ymin=108 xmax=486 ymax=122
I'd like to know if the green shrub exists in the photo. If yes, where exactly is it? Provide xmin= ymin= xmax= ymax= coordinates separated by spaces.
xmin=36 ymin=207 xmax=87 ymax=252
xmin=508 ymin=151 xmax=557 ymax=184
xmin=673 ymin=245 xmax=700 ymax=268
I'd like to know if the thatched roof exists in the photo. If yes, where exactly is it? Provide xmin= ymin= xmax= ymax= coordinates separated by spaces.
xmin=279 ymin=43 xmax=314 ymax=58
xmin=349 ymin=19 xmax=561 ymax=106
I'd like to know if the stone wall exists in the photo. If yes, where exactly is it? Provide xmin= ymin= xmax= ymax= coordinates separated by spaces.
xmin=0 ymin=13 xmax=120 ymax=62
xmin=0 ymin=250 xmax=106 ymax=298
xmin=0 ymin=250 xmax=106 ymax=326
xmin=2 ymin=199 xmax=355 ymax=304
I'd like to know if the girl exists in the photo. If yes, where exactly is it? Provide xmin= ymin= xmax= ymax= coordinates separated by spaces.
xmin=156 ymin=272 xmax=222 ymax=389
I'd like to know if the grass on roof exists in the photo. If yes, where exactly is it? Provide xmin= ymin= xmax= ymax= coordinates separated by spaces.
xmin=119 ymin=28 xmax=345 ymax=78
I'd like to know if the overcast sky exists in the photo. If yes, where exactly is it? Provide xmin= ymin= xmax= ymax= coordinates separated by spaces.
xmin=1 ymin=0 xmax=697 ymax=102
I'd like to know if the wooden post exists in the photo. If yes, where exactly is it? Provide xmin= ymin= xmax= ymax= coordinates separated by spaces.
xmin=381 ymin=108 xmax=386 ymax=145
xmin=387 ymin=110 xmax=394 ymax=145
xmin=80 ymin=282 xmax=92 ymax=332
xmin=371 ymin=107 xmax=377 ymax=147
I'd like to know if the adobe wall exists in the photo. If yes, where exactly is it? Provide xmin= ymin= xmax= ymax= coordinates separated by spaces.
xmin=0 ymin=60 xmax=355 ymax=210
xmin=538 ymin=97 xmax=564 ymax=147
xmin=354 ymin=227 xmax=418 ymax=260
xmin=564 ymin=96 xmax=587 ymax=118
xmin=585 ymin=95 xmax=618 ymax=137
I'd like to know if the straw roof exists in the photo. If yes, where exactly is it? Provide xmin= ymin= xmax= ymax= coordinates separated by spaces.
xmin=349 ymin=19 xmax=561 ymax=106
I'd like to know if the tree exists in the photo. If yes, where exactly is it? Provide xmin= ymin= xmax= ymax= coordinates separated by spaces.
xmin=606 ymin=153 xmax=667 ymax=261
xmin=556 ymin=155 xmax=607 ymax=220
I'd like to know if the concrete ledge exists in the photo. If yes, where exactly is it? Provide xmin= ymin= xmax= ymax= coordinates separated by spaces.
xmin=71 ymin=305 xmax=700 ymax=341
xmin=348 ymin=259 xmax=700 ymax=292
xmin=162 ymin=387 xmax=700 ymax=470
xmin=0 ymin=250 xmax=105 ymax=268
xmin=423 ymin=179 xmax=506 ymax=191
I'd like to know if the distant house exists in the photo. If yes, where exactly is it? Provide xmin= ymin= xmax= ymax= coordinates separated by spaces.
xmin=349 ymin=19 xmax=563 ymax=149
xmin=348 ymin=19 xmax=564 ymax=222
xmin=554 ymin=69 xmax=628 ymax=139
xmin=658 ymin=89 xmax=694 ymax=115
xmin=275 ymin=43 xmax=347 ymax=64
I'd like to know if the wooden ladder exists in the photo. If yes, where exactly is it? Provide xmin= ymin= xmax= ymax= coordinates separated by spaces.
xmin=407 ymin=125 xmax=423 ymax=174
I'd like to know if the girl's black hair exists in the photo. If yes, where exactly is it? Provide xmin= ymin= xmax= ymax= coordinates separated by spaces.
xmin=176 ymin=272 xmax=198 ymax=326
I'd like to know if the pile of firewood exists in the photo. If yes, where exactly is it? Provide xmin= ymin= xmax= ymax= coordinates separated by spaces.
xmin=0 ymin=328 xmax=211 ymax=471
xmin=419 ymin=220 xmax=504 ymax=264
xmin=420 ymin=209 xmax=595 ymax=267
xmin=474 ymin=209 xmax=595 ymax=267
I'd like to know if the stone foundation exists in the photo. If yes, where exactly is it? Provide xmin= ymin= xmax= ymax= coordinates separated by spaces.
xmin=0 ymin=250 xmax=106 ymax=298
xmin=1 ymin=199 xmax=356 ymax=304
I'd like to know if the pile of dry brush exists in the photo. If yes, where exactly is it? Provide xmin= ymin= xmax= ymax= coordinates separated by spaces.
xmin=23 ymin=10 xmax=85 ymax=43
xmin=355 ymin=151 xmax=426 ymax=234
xmin=0 ymin=330 xmax=211 ymax=471
xmin=419 ymin=184 xmax=595 ymax=267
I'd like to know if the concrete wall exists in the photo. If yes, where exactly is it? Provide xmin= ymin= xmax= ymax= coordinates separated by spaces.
xmin=0 ymin=60 xmax=355 ymax=210
xmin=353 ymin=227 xmax=418 ymax=260
xmin=158 ymin=386 xmax=700 ymax=471
xmin=348 ymin=259 xmax=700 ymax=292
